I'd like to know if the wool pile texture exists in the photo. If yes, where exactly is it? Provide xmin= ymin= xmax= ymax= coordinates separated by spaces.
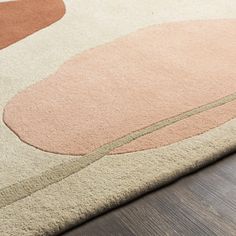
xmin=0 ymin=0 xmax=236 ymax=235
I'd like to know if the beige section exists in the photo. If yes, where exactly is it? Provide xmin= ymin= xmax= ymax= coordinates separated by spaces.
xmin=0 ymin=119 xmax=236 ymax=235
xmin=2 ymin=0 xmax=236 ymax=187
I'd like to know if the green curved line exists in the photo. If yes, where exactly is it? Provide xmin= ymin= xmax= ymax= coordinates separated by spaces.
xmin=1 ymin=92 xmax=236 ymax=208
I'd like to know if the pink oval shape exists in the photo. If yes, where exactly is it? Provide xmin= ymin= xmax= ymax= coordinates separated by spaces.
xmin=4 ymin=19 xmax=236 ymax=155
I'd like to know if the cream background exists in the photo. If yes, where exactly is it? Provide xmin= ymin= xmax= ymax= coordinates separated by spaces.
xmin=1 ymin=0 xmax=236 ymax=187
xmin=0 ymin=0 xmax=236 ymax=235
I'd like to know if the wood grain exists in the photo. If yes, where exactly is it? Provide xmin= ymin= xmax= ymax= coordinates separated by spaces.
xmin=62 ymin=153 xmax=236 ymax=236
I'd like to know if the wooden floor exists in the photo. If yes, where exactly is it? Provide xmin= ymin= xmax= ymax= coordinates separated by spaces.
xmin=62 ymin=153 xmax=236 ymax=236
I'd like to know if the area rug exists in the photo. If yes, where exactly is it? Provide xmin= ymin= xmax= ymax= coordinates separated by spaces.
xmin=0 ymin=0 xmax=236 ymax=235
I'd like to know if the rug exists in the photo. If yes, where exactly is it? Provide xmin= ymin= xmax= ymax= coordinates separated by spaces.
xmin=0 ymin=0 xmax=236 ymax=235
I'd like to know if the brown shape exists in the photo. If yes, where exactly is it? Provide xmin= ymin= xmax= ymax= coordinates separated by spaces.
xmin=0 ymin=0 xmax=65 ymax=49
xmin=3 ymin=19 xmax=236 ymax=155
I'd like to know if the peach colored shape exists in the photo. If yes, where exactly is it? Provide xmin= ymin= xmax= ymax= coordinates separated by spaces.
xmin=3 ymin=19 xmax=236 ymax=155
xmin=0 ymin=0 xmax=65 ymax=49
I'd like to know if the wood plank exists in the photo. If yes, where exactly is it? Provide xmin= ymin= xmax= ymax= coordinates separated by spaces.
xmin=62 ymin=153 xmax=236 ymax=236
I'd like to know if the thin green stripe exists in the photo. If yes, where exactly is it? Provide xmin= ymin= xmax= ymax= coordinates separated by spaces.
xmin=1 ymin=92 xmax=236 ymax=208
